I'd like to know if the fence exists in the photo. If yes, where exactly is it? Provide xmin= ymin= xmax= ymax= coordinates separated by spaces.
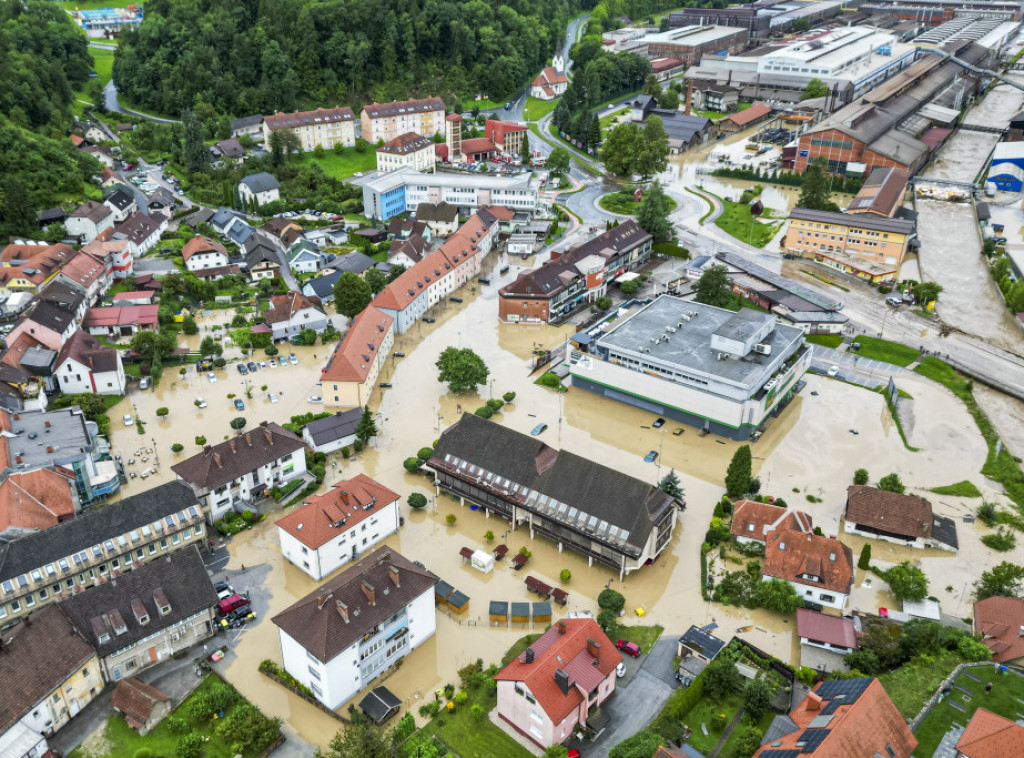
xmin=258 ymin=668 xmax=350 ymax=724
xmin=908 ymin=661 xmax=1024 ymax=730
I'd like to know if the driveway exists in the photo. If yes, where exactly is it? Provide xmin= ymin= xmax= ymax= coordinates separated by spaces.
xmin=133 ymin=257 xmax=178 ymax=274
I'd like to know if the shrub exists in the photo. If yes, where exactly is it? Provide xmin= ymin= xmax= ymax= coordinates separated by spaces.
xmin=403 ymin=456 xmax=420 ymax=472
xmin=503 ymin=391 xmax=516 ymax=403
xmin=486 ymin=398 xmax=504 ymax=411
xmin=484 ymin=530 xmax=495 ymax=541
xmin=878 ymin=472 xmax=905 ymax=494
xmin=177 ymin=735 xmax=204 ymax=758
xmin=474 ymin=405 xmax=494 ymax=419
xmin=470 ymin=703 xmax=485 ymax=719
xmin=608 ymin=729 xmax=665 ymax=758
xmin=982 ymin=530 xmax=1016 ymax=552
xmin=195 ymin=435 xmax=207 ymax=445
xmin=353 ymin=439 xmax=364 ymax=453
xmin=417 ymin=447 xmax=434 ymax=461
xmin=265 ymin=345 xmax=279 ymax=356
xmin=519 ymin=547 xmax=532 ymax=558
xmin=858 ymin=543 xmax=872 ymax=570
xmin=454 ymin=691 xmax=468 ymax=705
xmin=733 ymin=728 xmax=765 ymax=758
xmin=408 ymin=493 xmax=427 ymax=509
xmin=711 ymin=713 xmax=728 ymax=730
xmin=598 ymin=589 xmax=626 ymax=614
xmin=165 ymin=716 xmax=189 ymax=734
xmin=595 ymin=296 xmax=613 ymax=311
xmin=853 ymin=468 xmax=870 ymax=485
xmin=977 ymin=502 xmax=998 ymax=527
xmin=560 ymin=569 xmax=572 ymax=582
xmin=156 ymin=407 xmax=169 ymax=417
xmin=243 ymin=509 xmax=254 ymax=521
xmin=230 ymin=417 xmax=246 ymax=430
xmin=171 ymin=443 xmax=184 ymax=452
xmin=597 ymin=608 xmax=617 ymax=631
xmin=445 ymin=514 xmax=457 ymax=525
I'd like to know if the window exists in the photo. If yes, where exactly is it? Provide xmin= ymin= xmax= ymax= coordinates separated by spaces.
xmin=39 ymin=589 xmax=47 ymax=600
xmin=25 ymin=595 xmax=34 ymax=607
xmin=149 ymin=544 xmax=157 ymax=555
xmin=11 ymin=600 xmax=19 ymax=612
xmin=308 ymin=665 xmax=321 ymax=680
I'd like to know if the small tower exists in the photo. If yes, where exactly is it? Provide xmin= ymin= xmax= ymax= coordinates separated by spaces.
xmin=445 ymin=113 xmax=463 ymax=163
xmin=552 ymin=52 xmax=565 ymax=73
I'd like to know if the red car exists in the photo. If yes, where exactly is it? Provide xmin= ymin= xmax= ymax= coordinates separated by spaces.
xmin=616 ymin=640 xmax=641 ymax=657
xmin=568 ymin=750 xmax=581 ymax=758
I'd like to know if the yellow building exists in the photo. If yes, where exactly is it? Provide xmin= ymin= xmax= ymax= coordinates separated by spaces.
xmin=784 ymin=207 xmax=915 ymax=284
xmin=262 ymin=107 xmax=356 ymax=151
xmin=360 ymin=97 xmax=446 ymax=145
xmin=320 ymin=305 xmax=394 ymax=408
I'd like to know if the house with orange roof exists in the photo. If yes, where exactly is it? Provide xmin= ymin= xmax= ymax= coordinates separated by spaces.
xmin=494 ymin=618 xmax=622 ymax=748
xmin=320 ymin=306 xmax=394 ymax=408
xmin=83 ymin=304 xmax=160 ymax=338
xmin=0 ymin=242 xmax=76 ymax=295
xmin=56 ymin=250 xmax=107 ymax=306
xmin=762 ymin=529 xmax=854 ymax=611
xmin=731 ymin=499 xmax=813 ymax=545
xmin=262 ymin=290 xmax=327 ymax=342
xmin=755 ymin=678 xmax=916 ymax=758
xmin=81 ymin=238 xmax=133 ymax=282
xmin=530 ymin=66 xmax=569 ymax=100
xmin=181 ymin=235 xmax=230 ymax=274
xmin=956 ymin=707 xmax=1024 ymax=758
xmin=974 ymin=596 xmax=1024 ymax=664
xmin=0 ymin=468 xmax=79 ymax=541
xmin=277 ymin=474 xmax=401 ymax=580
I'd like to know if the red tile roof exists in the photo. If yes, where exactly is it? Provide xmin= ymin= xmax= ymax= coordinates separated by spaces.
xmin=974 ymin=596 xmax=1024 ymax=663
xmin=83 ymin=305 xmax=159 ymax=328
xmin=263 ymin=290 xmax=325 ymax=326
xmin=111 ymin=678 xmax=170 ymax=730
xmin=378 ymin=131 xmax=433 ymax=155
xmin=796 ymin=608 xmax=858 ymax=649
xmin=494 ymin=618 xmax=622 ymax=725
xmin=460 ymin=137 xmax=497 ymax=156
xmin=762 ymin=529 xmax=854 ymax=597
xmin=181 ymin=235 xmax=227 ymax=263
xmin=845 ymin=485 xmax=934 ymax=539
xmin=60 ymin=251 xmax=105 ymax=289
xmin=731 ymin=500 xmax=812 ymax=542
xmin=754 ymin=679 xmax=916 ymax=758
xmin=726 ymin=103 xmax=772 ymax=127
xmin=321 ymin=306 xmax=393 ymax=383
xmin=650 ymin=57 xmax=685 ymax=74
xmin=264 ymin=107 xmax=355 ymax=131
xmin=277 ymin=474 xmax=400 ymax=550
xmin=956 ymin=708 xmax=1024 ymax=758
xmin=0 ymin=468 xmax=76 ymax=533
xmin=533 ymin=67 xmax=568 ymax=87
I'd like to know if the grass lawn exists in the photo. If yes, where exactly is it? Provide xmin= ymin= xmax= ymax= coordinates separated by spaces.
xmin=912 ymin=667 xmax=1024 ymax=758
xmin=89 ymin=46 xmax=116 ymax=85
xmin=681 ymin=692 xmax=744 ymax=754
xmin=69 ymin=674 xmax=274 ymax=758
xmin=524 ymin=96 xmax=559 ymax=121
xmin=878 ymin=649 xmax=961 ymax=721
xmin=713 ymin=200 xmax=782 ymax=249
xmin=851 ymin=335 xmax=920 ymax=367
xmin=914 ymin=357 xmax=971 ymax=399
xmin=464 ymin=97 xmax=507 ymax=111
xmin=61 ymin=0 xmax=140 ymax=10
xmin=653 ymin=241 xmax=690 ymax=259
xmin=805 ymin=333 xmax=844 ymax=349
xmin=599 ymin=107 xmax=629 ymax=130
xmin=693 ymin=110 xmax=727 ymax=120
xmin=615 ymin=624 xmax=664 ymax=654
xmin=720 ymin=707 xmax=775 ymax=757
xmin=292 ymin=143 xmax=377 ymax=180
xmin=929 ymin=480 xmax=983 ymax=497
xmin=422 ymin=682 xmax=535 ymax=758
xmin=725 ymin=292 xmax=769 ymax=314
xmin=599 ymin=190 xmax=677 ymax=216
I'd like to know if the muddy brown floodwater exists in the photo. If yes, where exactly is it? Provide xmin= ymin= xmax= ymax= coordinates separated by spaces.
xmin=108 ymin=264 xmax=1024 ymax=749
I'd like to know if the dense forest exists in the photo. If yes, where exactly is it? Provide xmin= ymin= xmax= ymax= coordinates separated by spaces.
xmin=112 ymin=0 xmax=688 ymax=118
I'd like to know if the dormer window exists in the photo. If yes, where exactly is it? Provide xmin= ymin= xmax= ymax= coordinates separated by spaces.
xmin=154 ymin=588 xmax=171 ymax=616
xmin=131 ymin=598 xmax=149 ymax=625
xmin=110 ymin=609 xmax=128 ymax=636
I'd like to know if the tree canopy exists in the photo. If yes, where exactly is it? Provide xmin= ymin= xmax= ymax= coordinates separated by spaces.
xmin=796 ymin=157 xmax=840 ymax=212
xmin=975 ymin=561 xmax=1024 ymax=600
xmin=636 ymin=180 xmax=673 ymax=243
xmin=546 ymin=147 xmax=571 ymax=177
xmin=801 ymin=78 xmax=830 ymax=101
xmin=333 ymin=272 xmax=373 ymax=318
xmin=885 ymin=561 xmax=928 ymax=602
xmin=725 ymin=444 xmax=752 ymax=498
xmin=693 ymin=265 xmax=731 ymax=308
xmin=436 ymin=347 xmax=489 ymax=394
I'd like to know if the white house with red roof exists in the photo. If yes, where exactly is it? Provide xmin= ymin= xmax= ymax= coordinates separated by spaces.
xmin=262 ymin=290 xmax=328 ymax=342
xmin=320 ymin=306 xmax=394 ymax=408
xmin=55 ymin=330 xmax=126 ymax=395
xmin=276 ymin=474 xmax=401 ymax=580
xmin=181 ymin=235 xmax=230 ymax=274
xmin=731 ymin=499 xmax=813 ymax=545
xmin=530 ymin=66 xmax=569 ymax=101
xmin=495 ymin=618 xmax=622 ymax=749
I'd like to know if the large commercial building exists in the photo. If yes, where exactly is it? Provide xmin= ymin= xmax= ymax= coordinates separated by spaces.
xmin=671 ymin=0 xmax=844 ymax=39
xmin=262 ymin=107 xmax=356 ymax=151
xmin=427 ymin=413 xmax=679 ymax=578
xmin=499 ymin=221 xmax=652 ymax=323
xmin=354 ymin=166 xmax=539 ymax=221
xmin=570 ymin=296 xmax=811 ymax=440
xmin=631 ymin=25 xmax=749 ymax=64
xmin=860 ymin=0 xmax=1023 ymax=25
xmin=360 ymin=98 xmax=446 ymax=144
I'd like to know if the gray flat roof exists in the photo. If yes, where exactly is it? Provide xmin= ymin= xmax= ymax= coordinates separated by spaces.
xmin=354 ymin=166 xmax=537 ymax=193
xmin=9 ymin=407 xmax=93 ymax=469
xmin=596 ymin=296 xmax=803 ymax=386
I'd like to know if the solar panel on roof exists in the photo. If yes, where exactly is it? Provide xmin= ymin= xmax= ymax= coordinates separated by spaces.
xmin=796 ymin=729 xmax=830 ymax=753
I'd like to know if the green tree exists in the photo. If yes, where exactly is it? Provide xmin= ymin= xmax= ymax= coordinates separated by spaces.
xmin=436 ymin=347 xmax=489 ymax=393
xmin=547 ymin=147 xmax=571 ymax=178
xmin=608 ymin=729 xmax=665 ymax=758
xmin=913 ymin=281 xmax=943 ymax=305
xmin=521 ymin=131 xmax=531 ymax=164
xmin=1 ymin=176 xmax=36 ymax=237
xmin=319 ymin=720 xmax=391 ymax=758
xmin=356 ymin=405 xmax=377 ymax=443
xmin=333 ymin=272 xmax=373 ymax=318
xmin=199 ymin=336 xmax=222 ymax=359
xmin=878 ymin=473 xmax=905 ymax=494
xmin=801 ymin=78 xmax=830 ymax=101
xmin=598 ymin=588 xmax=626 ymax=614
xmin=620 ymin=279 xmax=640 ymax=296
xmin=703 ymin=658 xmax=742 ymax=701
xmin=694 ymin=265 xmax=731 ymax=308
xmin=886 ymin=561 xmax=928 ymax=601
xmin=230 ymin=417 xmax=246 ymax=430
xmin=659 ymin=88 xmax=680 ymax=111
xmin=588 ymin=115 xmax=602 ymax=148
xmin=636 ymin=180 xmax=673 ymax=242
xmin=658 ymin=469 xmax=684 ymax=500
xmin=637 ymin=115 xmax=669 ymax=179
xmin=386 ymin=264 xmax=406 ymax=283
xmin=408 ymin=493 xmax=427 ymax=509
xmin=744 ymin=678 xmax=772 ymax=723
xmin=88 ymin=79 xmax=107 ymax=114
xmin=601 ymin=123 xmax=644 ymax=177
xmin=974 ymin=561 xmax=1024 ymax=600
xmin=725 ymin=444 xmax=752 ymax=498
xmin=545 ymin=746 xmax=569 ymax=758
xmin=853 ymin=468 xmax=869 ymax=485
xmin=796 ymin=157 xmax=839 ymax=212
xmin=756 ymin=578 xmax=801 ymax=613
xmin=858 ymin=543 xmax=872 ymax=570
xmin=269 ymin=130 xmax=285 ymax=167
xmin=301 ymin=328 xmax=317 ymax=345
xmin=642 ymin=73 xmax=662 ymax=97
xmin=364 ymin=267 xmax=387 ymax=295
xmin=182 ymin=316 xmax=199 ymax=335
xmin=181 ymin=109 xmax=208 ymax=175
xmin=733 ymin=728 xmax=765 ymax=758
xmin=130 ymin=331 xmax=177 ymax=365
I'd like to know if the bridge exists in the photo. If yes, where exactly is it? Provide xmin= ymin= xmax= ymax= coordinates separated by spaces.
xmin=909 ymin=176 xmax=977 ymax=191
xmin=959 ymin=123 xmax=1008 ymax=135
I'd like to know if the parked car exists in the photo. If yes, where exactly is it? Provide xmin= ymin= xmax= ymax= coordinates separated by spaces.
xmin=196 ymin=397 xmax=207 ymax=408
xmin=123 ymin=413 xmax=134 ymax=426
xmin=269 ymin=392 xmax=279 ymax=403
xmin=237 ymin=363 xmax=248 ymax=375
xmin=827 ymin=365 xmax=839 ymax=377
xmin=616 ymin=662 xmax=626 ymax=678
xmin=258 ymin=361 xmax=267 ymax=370
xmin=213 ymin=581 xmax=233 ymax=594
xmin=268 ymin=359 xmax=277 ymax=368
xmin=247 ymin=361 xmax=258 ymax=372
xmin=289 ymin=353 xmax=298 ymax=365
xmin=207 ymin=371 xmax=217 ymax=383
xmin=218 ymin=594 xmax=249 ymax=616
xmin=531 ymin=423 xmax=548 ymax=436
xmin=308 ymin=395 xmax=323 ymax=403
xmin=652 ymin=417 xmax=665 ymax=428
xmin=644 ymin=450 xmax=658 ymax=463
xmin=234 ymin=399 xmax=245 ymax=411
xmin=616 ymin=640 xmax=641 ymax=657
xmin=393 ymin=352 xmax=406 ymax=358
xmin=139 ymin=377 xmax=151 ymax=390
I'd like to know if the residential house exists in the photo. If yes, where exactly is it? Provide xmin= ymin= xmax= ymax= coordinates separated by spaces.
xmin=0 ymin=242 xmax=75 ymax=295
xmin=427 ymin=412 xmax=679 ymax=578
xmin=783 ymin=208 xmax=915 ymax=284
xmin=974 ymin=596 xmax=1024 ymax=664
xmin=485 ymin=120 xmax=528 ymax=156
xmin=377 ymin=132 xmax=435 ymax=173
xmin=415 ymin=202 xmax=459 ymax=237
xmin=844 ymin=485 xmax=958 ymax=552
xmin=848 ymin=166 xmax=910 ymax=217
xmin=111 ymin=679 xmax=172 ymax=736
xmin=0 ymin=605 xmax=103 ymax=755
xmin=81 ymin=144 xmax=116 ymax=168
xmin=263 ymin=107 xmax=356 ymax=151
xmin=300 ymin=254 xmax=376 ymax=302
xmin=5 ymin=301 xmax=78 ymax=352
xmin=182 ymin=235 xmax=230 ymax=274
xmin=388 ymin=233 xmax=430 ymax=268
xmin=209 ymin=208 xmax=257 ymax=249
xmin=320 ymin=306 xmax=394 ymax=408
xmin=762 ymin=530 xmax=854 ymax=611
xmin=263 ymin=291 xmax=327 ymax=342
xmin=56 ymin=250 xmax=108 ymax=306
xmin=531 ymin=67 xmax=569 ymax=100
xmin=103 ymin=190 xmax=137 ymax=223
xmin=36 ymin=208 xmax=67 ymax=230
xmin=265 ymin=217 xmax=305 ymax=247
xmin=386 ymin=218 xmax=431 ymax=243
xmin=230 ymin=114 xmax=264 ymax=140
xmin=65 ymin=201 xmax=115 ymax=243
xmin=111 ymin=212 xmax=167 ymax=257
xmin=212 ymin=138 xmax=245 ymax=160
xmin=755 ymin=678 xmax=916 ymax=758
xmin=302 ymin=408 xmax=362 ymax=454
xmin=99 ymin=167 xmax=124 ymax=189
xmin=242 ymin=236 xmax=281 ymax=282
xmin=289 ymin=239 xmax=330 ymax=275
xmin=272 ymin=547 xmax=437 ymax=710
xmin=507 ymin=233 xmax=537 ymax=256
xmin=955 ymin=708 xmax=1024 ymax=758
xmin=112 ymin=291 xmax=156 ymax=306
xmin=796 ymin=608 xmax=858 ymax=670
xmin=59 ymin=544 xmax=219 ymax=683
xmin=277 ymin=474 xmax=401 ymax=580
xmin=81 ymin=239 xmax=133 ymax=281
xmin=0 ymin=480 xmax=204 ymax=624
xmin=181 ymin=207 xmax=215 ymax=231
xmin=171 ymin=422 xmax=307 ymax=523
xmin=494 ymin=618 xmax=622 ymax=748
xmin=238 ymin=173 xmax=281 ymax=209
xmin=38 ymin=280 xmax=87 ymax=325
xmin=360 ymin=98 xmax=445 ymax=144
xmin=719 ymin=103 xmax=774 ymax=134
xmin=0 ymin=468 xmax=79 ymax=542
xmin=74 ymin=122 xmax=106 ymax=144
xmin=304 ymin=225 xmax=348 ymax=248
xmin=55 ymin=330 xmax=125 ymax=395
xmin=83 ymin=305 xmax=159 ymax=338
xmin=693 ymin=85 xmax=740 ymax=113
xmin=147 ymin=187 xmax=176 ymax=215
xmin=676 ymin=624 xmax=726 ymax=686
xmin=731 ymin=500 xmax=813 ymax=545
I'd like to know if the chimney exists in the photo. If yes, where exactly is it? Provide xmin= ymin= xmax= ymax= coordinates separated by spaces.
xmin=685 ymin=79 xmax=693 ymax=116
xmin=586 ymin=638 xmax=600 ymax=658
xmin=388 ymin=565 xmax=400 ymax=587
xmin=264 ymin=429 xmax=273 ymax=445
xmin=525 ymin=647 xmax=535 ymax=664
xmin=336 ymin=600 xmax=349 ymax=623
xmin=316 ymin=590 xmax=333 ymax=610
xmin=1019 ymin=626 xmax=1024 ymax=637
xmin=229 ymin=440 xmax=236 ymax=453
xmin=554 ymin=668 xmax=571 ymax=696
xmin=807 ymin=692 xmax=822 ymax=711
xmin=361 ymin=581 xmax=376 ymax=606
xmin=557 ymin=620 xmax=567 ymax=635
xmin=245 ymin=433 xmax=252 ymax=446
xmin=213 ymin=453 xmax=222 ymax=467
xmin=23 ymin=615 xmax=31 ymax=628
xmin=203 ymin=445 xmax=212 ymax=453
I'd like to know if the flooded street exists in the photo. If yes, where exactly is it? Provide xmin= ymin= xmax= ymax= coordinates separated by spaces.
xmin=913 ymin=200 xmax=1022 ymax=351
